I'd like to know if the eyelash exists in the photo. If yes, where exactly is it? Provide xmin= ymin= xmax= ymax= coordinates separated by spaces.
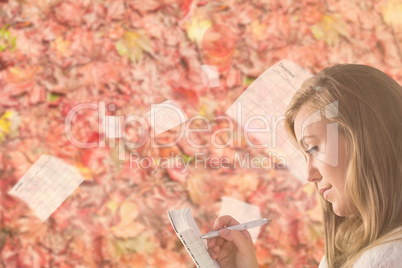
xmin=305 ymin=145 xmax=318 ymax=155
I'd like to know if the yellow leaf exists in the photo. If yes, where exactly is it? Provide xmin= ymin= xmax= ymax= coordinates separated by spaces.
xmin=107 ymin=199 xmax=119 ymax=214
xmin=0 ymin=111 xmax=12 ymax=134
xmin=311 ymin=15 xmax=349 ymax=46
xmin=186 ymin=177 xmax=204 ymax=205
xmin=382 ymin=0 xmax=402 ymax=28
xmin=111 ymin=222 xmax=145 ymax=238
xmin=198 ymin=98 xmax=217 ymax=120
xmin=249 ymin=20 xmax=267 ymax=41
xmin=7 ymin=66 xmax=41 ymax=83
xmin=131 ymin=233 xmax=156 ymax=254
xmin=76 ymin=163 xmax=93 ymax=180
xmin=119 ymin=201 xmax=138 ymax=224
xmin=199 ymin=104 xmax=207 ymax=117
xmin=0 ymin=111 xmax=19 ymax=142
xmin=302 ymin=181 xmax=316 ymax=195
xmin=115 ymin=31 xmax=153 ymax=62
xmin=112 ymin=233 xmax=155 ymax=257
xmin=8 ymin=67 xmax=27 ymax=82
xmin=110 ymin=201 xmax=142 ymax=238
xmin=52 ymin=36 xmax=71 ymax=57
xmin=185 ymin=14 xmax=212 ymax=45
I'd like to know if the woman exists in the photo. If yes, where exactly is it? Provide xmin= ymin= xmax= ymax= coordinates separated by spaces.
xmin=207 ymin=64 xmax=402 ymax=268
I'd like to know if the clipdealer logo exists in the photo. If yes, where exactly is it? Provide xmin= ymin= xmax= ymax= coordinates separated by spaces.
xmin=64 ymin=101 xmax=288 ymax=164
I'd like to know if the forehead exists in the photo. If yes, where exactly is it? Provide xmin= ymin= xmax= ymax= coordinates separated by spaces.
xmin=294 ymin=108 xmax=329 ymax=140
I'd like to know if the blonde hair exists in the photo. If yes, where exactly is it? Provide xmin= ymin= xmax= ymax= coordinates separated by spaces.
xmin=284 ymin=64 xmax=402 ymax=268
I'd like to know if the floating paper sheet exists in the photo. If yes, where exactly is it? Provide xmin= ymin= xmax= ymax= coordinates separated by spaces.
xmin=225 ymin=59 xmax=313 ymax=181
xmin=201 ymin=65 xmax=220 ymax=87
xmin=219 ymin=196 xmax=262 ymax=244
xmin=8 ymin=155 xmax=85 ymax=222
xmin=146 ymin=99 xmax=188 ymax=135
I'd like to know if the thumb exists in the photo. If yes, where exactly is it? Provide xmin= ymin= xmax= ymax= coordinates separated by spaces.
xmin=219 ymin=229 xmax=254 ymax=255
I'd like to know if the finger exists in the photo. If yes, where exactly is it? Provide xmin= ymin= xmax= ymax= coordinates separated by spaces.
xmin=207 ymin=232 xmax=230 ymax=249
xmin=216 ymin=237 xmax=226 ymax=246
xmin=213 ymin=215 xmax=241 ymax=230
xmin=211 ymin=245 xmax=221 ymax=259
xmin=219 ymin=229 xmax=255 ymax=256
xmin=240 ymin=229 xmax=253 ymax=241
xmin=207 ymin=238 xmax=216 ymax=247
xmin=207 ymin=247 xmax=217 ymax=259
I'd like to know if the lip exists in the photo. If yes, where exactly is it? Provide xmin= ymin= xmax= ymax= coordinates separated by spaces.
xmin=319 ymin=186 xmax=332 ymax=194
xmin=323 ymin=188 xmax=332 ymax=200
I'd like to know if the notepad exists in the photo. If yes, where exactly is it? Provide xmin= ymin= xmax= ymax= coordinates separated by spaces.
xmin=168 ymin=208 xmax=220 ymax=268
xmin=225 ymin=59 xmax=313 ymax=180
xmin=8 ymin=155 xmax=85 ymax=222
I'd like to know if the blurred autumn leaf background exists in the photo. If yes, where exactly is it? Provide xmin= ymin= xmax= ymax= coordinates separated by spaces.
xmin=0 ymin=0 xmax=401 ymax=267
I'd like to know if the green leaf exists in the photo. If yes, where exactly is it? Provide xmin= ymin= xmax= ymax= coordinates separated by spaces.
xmin=10 ymin=36 xmax=17 ymax=52
xmin=182 ymin=154 xmax=193 ymax=164
xmin=0 ymin=24 xmax=16 ymax=52
xmin=243 ymin=76 xmax=256 ymax=86
xmin=0 ymin=25 xmax=5 ymax=37
xmin=47 ymin=92 xmax=60 ymax=102
xmin=4 ymin=31 xmax=9 ymax=41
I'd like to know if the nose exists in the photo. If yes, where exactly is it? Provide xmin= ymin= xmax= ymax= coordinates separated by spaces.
xmin=305 ymin=158 xmax=322 ymax=183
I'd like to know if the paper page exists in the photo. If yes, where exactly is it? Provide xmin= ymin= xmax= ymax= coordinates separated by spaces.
xmin=146 ymin=99 xmax=188 ymax=135
xmin=8 ymin=155 xmax=85 ymax=222
xmin=168 ymin=209 xmax=220 ymax=268
xmin=218 ymin=196 xmax=262 ymax=244
xmin=180 ymin=229 xmax=220 ymax=268
xmin=201 ymin=65 xmax=220 ymax=87
xmin=225 ymin=59 xmax=313 ymax=181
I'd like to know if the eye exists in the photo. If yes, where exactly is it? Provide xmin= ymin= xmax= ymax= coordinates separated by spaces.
xmin=305 ymin=145 xmax=318 ymax=156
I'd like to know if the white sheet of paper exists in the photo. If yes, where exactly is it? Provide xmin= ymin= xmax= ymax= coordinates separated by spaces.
xmin=8 ymin=155 xmax=85 ymax=222
xmin=168 ymin=208 xmax=220 ymax=268
xmin=146 ymin=99 xmax=188 ymax=135
xmin=218 ymin=196 xmax=262 ymax=244
xmin=225 ymin=59 xmax=313 ymax=181
xmin=201 ymin=65 xmax=220 ymax=87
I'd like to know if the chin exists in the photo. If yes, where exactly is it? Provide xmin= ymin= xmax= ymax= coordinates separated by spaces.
xmin=334 ymin=210 xmax=347 ymax=217
xmin=333 ymin=205 xmax=354 ymax=217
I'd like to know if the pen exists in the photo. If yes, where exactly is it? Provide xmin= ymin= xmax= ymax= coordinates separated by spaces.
xmin=200 ymin=218 xmax=272 ymax=239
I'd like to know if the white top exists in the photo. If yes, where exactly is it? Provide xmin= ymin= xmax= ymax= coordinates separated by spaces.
xmin=318 ymin=228 xmax=402 ymax=268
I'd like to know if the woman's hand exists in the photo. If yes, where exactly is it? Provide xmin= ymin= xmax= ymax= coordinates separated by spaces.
xmin=206 ymin=215 xmax=258 ymax=268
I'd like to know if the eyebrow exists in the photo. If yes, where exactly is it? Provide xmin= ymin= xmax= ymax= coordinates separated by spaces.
xmin=298 ymin=135 xmax=317 ymax=147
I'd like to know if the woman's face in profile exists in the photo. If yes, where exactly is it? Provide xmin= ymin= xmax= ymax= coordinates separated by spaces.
xmin=294 ymin=108 xmax=357 ymax=216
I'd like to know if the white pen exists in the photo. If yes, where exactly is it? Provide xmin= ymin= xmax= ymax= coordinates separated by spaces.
xmin=200 ymin=218 xmax=272 ymax=239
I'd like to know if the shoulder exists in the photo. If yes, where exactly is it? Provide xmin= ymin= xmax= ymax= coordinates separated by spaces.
xmin=353 ymin=237 xmax=402 ymax=268
xmin=319 ymin=229 xmax=402 ymax=268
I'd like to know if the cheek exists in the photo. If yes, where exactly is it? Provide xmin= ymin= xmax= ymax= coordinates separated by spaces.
xmin=316 ymin=141 xmax=340 ymax=168
xmin=332 ymin=178 xmax=349 ymax=203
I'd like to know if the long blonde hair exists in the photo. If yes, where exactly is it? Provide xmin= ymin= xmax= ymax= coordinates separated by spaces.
xmin=284 ymin=64 xmax=402 ymax=268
